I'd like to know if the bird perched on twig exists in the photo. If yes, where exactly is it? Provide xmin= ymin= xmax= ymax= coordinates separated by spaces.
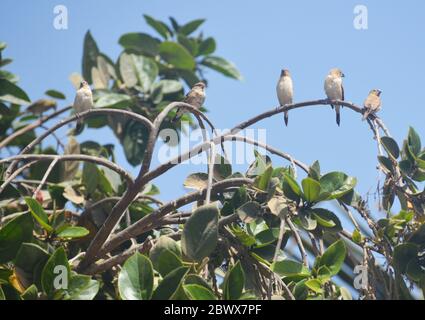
xmin=172 ymin=82 xmax=206 ymax=122
xmin=362 ymin=89 xmax=382 ymax=121
xmin=324 ymin=68 xmax=345 ymax=126
xmin=73 ymin=80 xmax=93 ymax=133
xmin=276 ymin=69 xmax=293 ymax=126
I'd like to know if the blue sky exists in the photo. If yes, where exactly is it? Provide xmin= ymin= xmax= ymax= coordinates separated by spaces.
xmin=1 ymin=1 xmax=425 ymax=224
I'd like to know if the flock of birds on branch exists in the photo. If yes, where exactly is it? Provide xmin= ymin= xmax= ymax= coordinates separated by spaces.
xmin=69 ymin=68 xmax=382 ymax=133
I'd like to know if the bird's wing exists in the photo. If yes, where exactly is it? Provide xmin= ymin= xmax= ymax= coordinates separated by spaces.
xmin=341 ymin=83 xmax=345 ymax=101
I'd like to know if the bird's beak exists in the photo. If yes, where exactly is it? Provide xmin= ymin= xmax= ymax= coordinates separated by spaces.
xmin=341 ymin=73 xmax=345 ymax=78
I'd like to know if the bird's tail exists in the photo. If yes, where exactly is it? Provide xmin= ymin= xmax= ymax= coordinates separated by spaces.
xmin=284 ymin=111 xmax=289 ymax=126
xmin=75 ymin=119 xmax=84 ymax=135
xmin=335 ymin=105 xmax=341 ymax=126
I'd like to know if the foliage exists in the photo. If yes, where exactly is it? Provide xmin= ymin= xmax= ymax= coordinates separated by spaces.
xmin=0 ymin=15 xmax=425 ymax=301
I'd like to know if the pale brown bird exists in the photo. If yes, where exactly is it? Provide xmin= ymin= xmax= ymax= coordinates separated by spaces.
xmin=324 ymin=68 xmax=345 ymax=126
xmin=362 ymin=89 xmax=382 ymax=121
xmin=172 ymin=82 xmax=206 ymax=122
xmin=73 ymin=80 xmax=93 ymax=132
xmin=276 ymin=69 xmax=294 ymax=126
xmin=26 ymin=99 xmax=57 ymax=115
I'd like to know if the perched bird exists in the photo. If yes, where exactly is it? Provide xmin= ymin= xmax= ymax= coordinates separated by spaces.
xmin=26 ymin=99 xmax=57 ymax=115
xmin=73 ymin=80 xmax=93 ymax=132
xmin=362 ymin=89 xmax=382 ymax=121
xmin=276 ymin=69 xmax=294 ymax=126
xmin=324 ymin=68 xmax=345 ymax=126
xmin=172 ymin=82 xmax=206 ymax=122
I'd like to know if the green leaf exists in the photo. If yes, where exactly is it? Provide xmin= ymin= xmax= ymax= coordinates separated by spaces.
xmin=305 ymin=279 xmax=324 ymax=294
xmin=378 ymin=156 xmax=394 ymax=173
xmin=0 ymin=286 xmax=4 ymax=300
xmin=236 ymin=201 xmax=261 ymax=223
xmin=82 ymin=30 xmax=100 ymax=84
xmin=152 ymin=79 xmax=183 ymax=95
xmin=223 ymin=261 xmax=245 ymax=300
xmin=122 ymin=120 xmax=150 ymax=166
xmin=393 ymin=243 xmax=418 ymax=273
xmin=82 ymin=162 xmax=99 ymax=195
xmin=118 ymin=252 xmax=154 ymax=300
xmin=181 ymin=203 xmax=219 ymax=261
xmin=56 ymin=226 xmax=89 ymax=239
xmin=213 ymin=154 xmax=232 ymax=180
xmin=118 ymin=32 xmax=160 ymax=56
xmin=24 ymin=197 xmax=53 ymax=233
xmin=15 ymin=243 xmax=49 ymax=288
xmin=157 ymin=249 xmax=183 ymax=277
xmin=20 ymin=284 xmax=38 ymax=300
xmin=183 ymin=172 xmax=209 ymax=190
xmin=408 ymin=127 xmax=421 ymax=156
xmin=282 ymin=173 xmax=302 ymax=200
xmin=381 ymin=136 xmax=400 ymax=159
xmin=159 ymin=42 xmax=195 ymax=70
xmin=255 ymin=165 xmax=273 ymax=191
xmin=271 ymin=260 xmax=310 ymax=278
xmin=149 ymin=236 xmax=181 ymax=271
xmin=198 ymin=37 xmax=216 ymax=56
xmin=0 ymin=213 xmax=34 ymax=263
xmin=302 ymin=178 xmax=321 ymax=202
xmin=309 ymin=160 xmax=321 ymax=180
xmin=319 ymin=172 xmax=357 ymax=200
xmin=183 ymin=284 xmax=216 ymax=300
xmin=44 ymin=89 xmax=66 ymax=100
xmin=0 ymin=78 xmax=31 ymax=105
xmin=143 ymin=15 xmax=171 ymax=39
xmin=298 ymin=210 xmax=317 ymax=231
xmin=65 ymin=275 xmax=99 ymax=300
xmin=201 ymin=56 xmax=242 ymax=80
xmin=119 ymin=52 xmax=158 ymax=91
xmin=316 ymin=239 xmax=346 ymax=276
xmin=95 ymin=92 xmax=132 ymax=109
xmin=179 ymin=19 xmax=205 ymax=35
xmin=41 ymin=247 xmax=70 ymax=298
xmin=311 ymin=208 xmax=342 ymax=232
xmin=152 ymin=266 xmax=189 ymax=300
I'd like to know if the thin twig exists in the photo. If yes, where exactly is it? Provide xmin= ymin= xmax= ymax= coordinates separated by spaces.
xmin=32 ymin=157 xmax=59 ymax=198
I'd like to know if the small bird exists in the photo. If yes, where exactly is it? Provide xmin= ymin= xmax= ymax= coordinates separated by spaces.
xmin=324 ymin=68 xmax=345 ymax=126
xmin=172 ymin=82 xmax=206 ymax=122
xmin=73 ymin=80 xmax=93 ymax=133
xmin=276 ymin=69 xmax=294 ymax=126
xmin=362 ymin=89 xmax=382 ymax=121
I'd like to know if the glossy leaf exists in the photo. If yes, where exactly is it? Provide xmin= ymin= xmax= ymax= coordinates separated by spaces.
xmin=0 ymin=213 xmax=34 ymax=263
xmin=82 ymin=31 xmax=100 ymax=84
xmin=118 ymin=252 xmax=154 ymax=300
xmin=223 ymin=261 xmax=244 ymax=300
xmin=302 ymin=178 xmax=321 ymax=202
xmin=24 ymin=197 xmax=53 ymax=233
xmin=181 ymin=203 xmax=219 ymax=261
xmin=316 ymin=240 xmax=346 ymax=276
xmin=201 ymin=56 xmax=242 ymax=80
xmin=118 ymin=32 xmax=159 ymax=56
xmin=159 ymin=42 xmax=195 ymax=70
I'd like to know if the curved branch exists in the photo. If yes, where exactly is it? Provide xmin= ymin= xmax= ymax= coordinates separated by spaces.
xmin=4 ymin=108 xmax=153 ymax=179
xmin=0 ymin=106 xmax=72 ymax=149
xmin=91 ymin=178 xmax=253 ymax=263
xmin=0 ymin=154 xmax=134 ymax=188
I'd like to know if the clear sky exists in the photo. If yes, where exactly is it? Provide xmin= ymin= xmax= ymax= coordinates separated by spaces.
xmin=1 ymin=1 xmax=425 ymax=223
